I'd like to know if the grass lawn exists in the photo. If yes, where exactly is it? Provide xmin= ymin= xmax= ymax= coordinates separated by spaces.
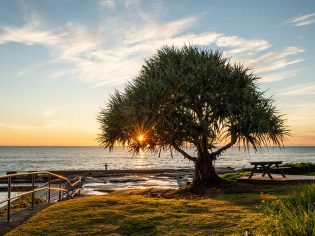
xmin=5 ymin=187 xmax=283 ymax=236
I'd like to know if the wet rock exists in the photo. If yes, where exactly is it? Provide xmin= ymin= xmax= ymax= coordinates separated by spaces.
xmin=107 ymin=176 xmax=148 ymax=183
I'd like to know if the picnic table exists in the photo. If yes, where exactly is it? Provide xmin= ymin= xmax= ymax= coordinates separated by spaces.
xmin=248 ymin=161 xmax=286 ymax=179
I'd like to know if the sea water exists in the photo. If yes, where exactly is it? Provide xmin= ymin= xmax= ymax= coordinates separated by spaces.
xmin=0 ymin=146 xmax=315 ymax=175
xmin=1 ymin=146 xmax=315 ymax=204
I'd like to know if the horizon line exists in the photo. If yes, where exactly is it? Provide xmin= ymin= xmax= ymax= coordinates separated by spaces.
xmin=1 ymin=145 xmax=315 ymax=147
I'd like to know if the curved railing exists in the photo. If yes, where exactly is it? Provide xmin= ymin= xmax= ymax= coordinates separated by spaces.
xmin=0 ymin=171 xmax=82 ymax=222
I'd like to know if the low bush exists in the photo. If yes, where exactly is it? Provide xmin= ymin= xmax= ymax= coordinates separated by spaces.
xmin=11 ymin=195 xmax=46 ymax=209
xmin=282 ymin=162 xmax=315 ymax=174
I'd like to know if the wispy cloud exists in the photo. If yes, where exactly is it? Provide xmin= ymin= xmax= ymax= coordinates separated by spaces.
xmin=258 ymin=69 xmax=298 ymax=83
xmin=285 ymin=12 xmax=315 ymax=27
xmin=0 ymin=5 xmax=305 ymax=87
xmin=98 ymin=0 xmax=116 ymax=8
xmin=124 ymin=17 xmax=197 ymax=44
xmin=278 ymin=83 xmax=315 ymax=96
xmin=42 ymin=108 xmax=57 ymax=118
xmin=219 ymin=37 xmax=270 ymax=56
xmin=0 ymin=19 xmax=62 ymax=46
xmin=0 ymin=108 xmax=64 ymax=130
xmin=246 ymin=47 xmax=304 ymax=74
xmin=98 ymin=0 xmax=140 ymax=9
xmin=0 ymin=120 xmax=68 ymax=130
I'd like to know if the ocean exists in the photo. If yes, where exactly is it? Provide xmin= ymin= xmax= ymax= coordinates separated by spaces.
xmin=1 ymin=146 xmax=315 ymax=175
xmin=1 ymin=146 xmax=315 ymax=205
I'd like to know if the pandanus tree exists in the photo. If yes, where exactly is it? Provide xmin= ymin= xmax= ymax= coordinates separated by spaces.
xmin=98 ymin=45 xmax=288 ymax=185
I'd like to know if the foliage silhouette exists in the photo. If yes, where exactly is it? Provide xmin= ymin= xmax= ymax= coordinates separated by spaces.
xmin=98 ymin=45 xmax=288 ymax=185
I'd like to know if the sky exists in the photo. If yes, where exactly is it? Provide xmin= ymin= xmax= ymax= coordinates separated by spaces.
xmin=0 ymin=0 xmax=314 ymax=146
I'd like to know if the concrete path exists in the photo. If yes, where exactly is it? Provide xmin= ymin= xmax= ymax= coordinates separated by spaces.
xmin=0 ymin=204 xmax=50 ymax=235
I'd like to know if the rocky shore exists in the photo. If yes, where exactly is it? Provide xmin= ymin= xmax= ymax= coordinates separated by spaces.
xmin=62 ymin=167 xmax=236 ymax=195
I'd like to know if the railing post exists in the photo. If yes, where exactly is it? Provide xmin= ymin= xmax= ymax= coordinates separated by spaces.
xmin=31 ymin=173 xmax=35 ymax=210
xmin=48 ymin=174 xmax=51 ymax=204
xmin=59 ymin=179 xmax=62 ymax=201
xmin=66 ymin=182 xmax=70 ymax=199
xmin=7 ymin=176 xmax=11 ymax=222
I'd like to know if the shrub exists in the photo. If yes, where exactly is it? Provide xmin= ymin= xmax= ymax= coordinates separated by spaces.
xmin=283 ymin=162 xmax=315 ymax=174
xmin=12 ymin=195 xmax=46 ymax=209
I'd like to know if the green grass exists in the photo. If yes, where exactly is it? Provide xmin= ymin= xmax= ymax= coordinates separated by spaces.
xmin=6 ymin=191 xmax=273 ymax=236
xmin=267 ymin=184 xmax=315 ymax=236
xmin=7 ymin=184 xmax=315 ymax=236
xmin=220 ymin=171 xmax=251 ymax=181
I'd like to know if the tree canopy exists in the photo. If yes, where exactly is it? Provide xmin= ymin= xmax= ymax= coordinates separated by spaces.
xmin=98 ymin=45 xmax=288 ymax=184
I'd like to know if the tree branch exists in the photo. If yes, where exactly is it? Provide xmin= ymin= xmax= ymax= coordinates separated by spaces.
xmin=171 ymin=144 xmax=197 ymax=162
xmin=210 ymin=135 xmax=237 ymax=158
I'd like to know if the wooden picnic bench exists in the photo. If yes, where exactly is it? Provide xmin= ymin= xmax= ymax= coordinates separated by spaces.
xmin=248 ymin=161 xmax=287 ymax=179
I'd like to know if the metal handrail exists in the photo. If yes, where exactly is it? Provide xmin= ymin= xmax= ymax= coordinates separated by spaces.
xmin=0 ymin=178 xmax=82 ymax=205
xmin=0 ymin=186 xmax=80 ymax=205
xmin=0 ymin=171 xmax=77 ymax=183
xmin=0 ymin=171 xmax=82 ymax=222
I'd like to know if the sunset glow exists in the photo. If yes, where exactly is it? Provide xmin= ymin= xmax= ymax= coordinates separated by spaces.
xmin=0 ymin=1 xmax=314 ymax=146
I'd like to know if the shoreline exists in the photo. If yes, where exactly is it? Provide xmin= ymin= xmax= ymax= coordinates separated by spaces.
xmin=51 ymin=168 xmax=194 ymax=177
xmin=52 ymin=166 xmax=235 ymax=176
xmin=2 ymin=167 xmax=235 ymax=179
xmin=0 ymin=167 xmax=237 ymax=193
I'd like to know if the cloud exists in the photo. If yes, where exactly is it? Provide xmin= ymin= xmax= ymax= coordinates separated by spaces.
xmin=0 ymin=7 xmax=304 ymax=87
xmin=124 ymin=17 xmax=197 ymax=44
xmin=218 ymin=37 xmax=270 ymax=55
xmin=0 ymin=120 xmax=69 ymax=130
xmin=123 ymin=0 xmax=141 ymax=7
xmin=258 ymin=69 xmax=298 ymax=83
xmin=246 ymin=47 xmax=304 ymax=74
xmin=98 ymin=0 xmax=116 ymax=8
xmin=43 ymin=108 xmax=57 ymax=118
xmin=98 ymin=0 xmax=140 ymax=9
xmin=278 ymin=83 xmax=315 ymax=96
xmin=285 ymin=12 xmax=315 ymax=27
xmin=54 ymin=23 xmax=102 ymax=60
xmin=0 ymin=19 xmax=62 ymax=46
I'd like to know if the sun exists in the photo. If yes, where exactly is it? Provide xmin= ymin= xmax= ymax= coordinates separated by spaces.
xmin=137 ymin=135 xmax=144 ymax=142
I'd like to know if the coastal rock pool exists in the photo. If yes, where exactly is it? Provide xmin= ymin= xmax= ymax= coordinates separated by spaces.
xmin=81 ymin=173 xmax=188 ymax=195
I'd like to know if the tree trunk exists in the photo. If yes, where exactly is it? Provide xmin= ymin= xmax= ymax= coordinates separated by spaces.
xmin=193 ymin=153 xmax=221 ymax=185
